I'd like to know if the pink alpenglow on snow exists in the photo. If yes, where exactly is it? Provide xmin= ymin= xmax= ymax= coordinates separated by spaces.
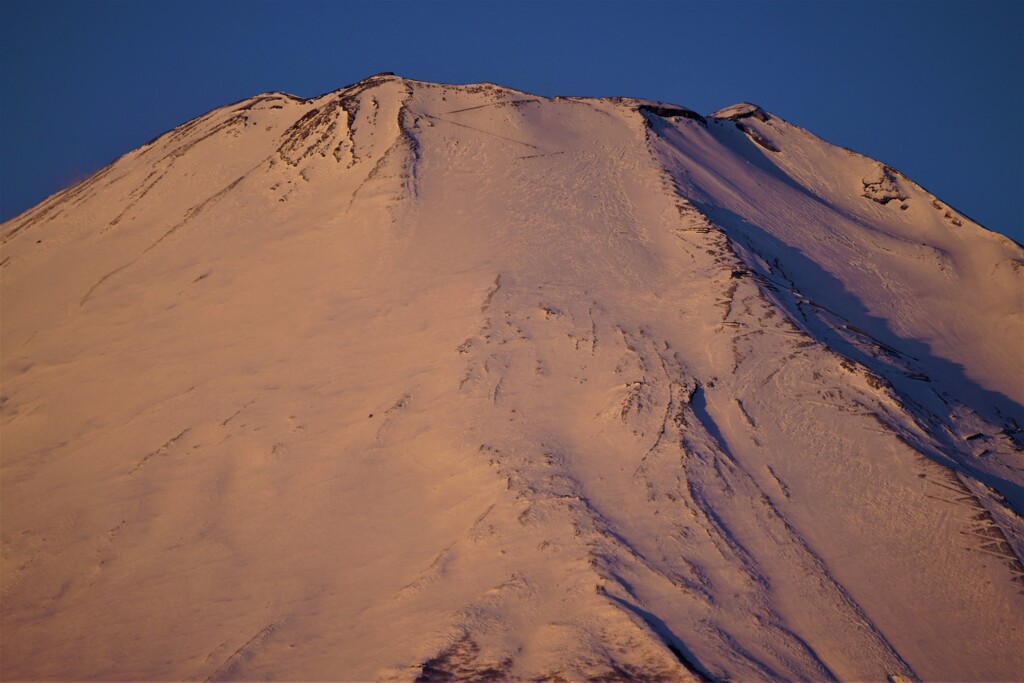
xmin=2 ymin=74 xmax=1022 ymax=681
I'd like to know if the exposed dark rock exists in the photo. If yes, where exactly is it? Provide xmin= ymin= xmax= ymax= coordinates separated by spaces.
xmin=862 ymin=164 xmax=909 ymax=205
xmin=714 ymin=103 xmax=770 ymax=122
xmin=638 ymin=104 xmax=707 ymax=125
xmin=414 ymin=636 xmax=511 ymax=682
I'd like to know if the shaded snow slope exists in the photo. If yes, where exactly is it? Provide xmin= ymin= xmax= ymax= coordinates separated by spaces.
xmin=2 ymin=74 xmax=1022 ymax=681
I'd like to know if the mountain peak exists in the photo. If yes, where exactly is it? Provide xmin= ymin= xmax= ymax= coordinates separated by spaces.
xmin=363 ymin=71 xmax=400 ymax=81
xmin=331 ymin=71 xmax=403 ymax=94
xmin=2 ymin=77 xmax=1021 ymax=683
xmin=711 ymin=102 xmax=770 ymax=121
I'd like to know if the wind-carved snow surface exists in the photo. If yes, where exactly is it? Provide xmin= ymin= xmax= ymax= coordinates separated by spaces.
xmin=2 ymin=73 xmax=1022 ymax=681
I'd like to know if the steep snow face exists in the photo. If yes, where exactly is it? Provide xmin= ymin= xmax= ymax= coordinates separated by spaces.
xmin=2 ymin=75 xmax=1022 ymax=682
xmin=692 ymin=104 xmax=1023 ymax=411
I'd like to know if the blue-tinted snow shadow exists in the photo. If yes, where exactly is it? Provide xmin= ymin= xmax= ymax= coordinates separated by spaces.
xmin=689 ymin=384 xmax=729 ymax=453
xmin=695 ymin=203 xmax=1024 ymax=513
xmin=604 ymin=593 xmax=717 ymax=682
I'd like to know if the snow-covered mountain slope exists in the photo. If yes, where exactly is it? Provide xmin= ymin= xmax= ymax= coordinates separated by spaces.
xmin=2 ymin=73 xmax=1022 ymax=681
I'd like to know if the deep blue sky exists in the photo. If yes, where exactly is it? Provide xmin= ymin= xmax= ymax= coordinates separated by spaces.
xmin=1 ymin=0 xmax=1021 ymax=239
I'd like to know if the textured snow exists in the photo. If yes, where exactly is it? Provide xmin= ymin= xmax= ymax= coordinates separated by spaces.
xmin=2 ymin=75 xmax=1022 ymax=681
xmin=709 ymin=102 xmax=768 ymax=121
